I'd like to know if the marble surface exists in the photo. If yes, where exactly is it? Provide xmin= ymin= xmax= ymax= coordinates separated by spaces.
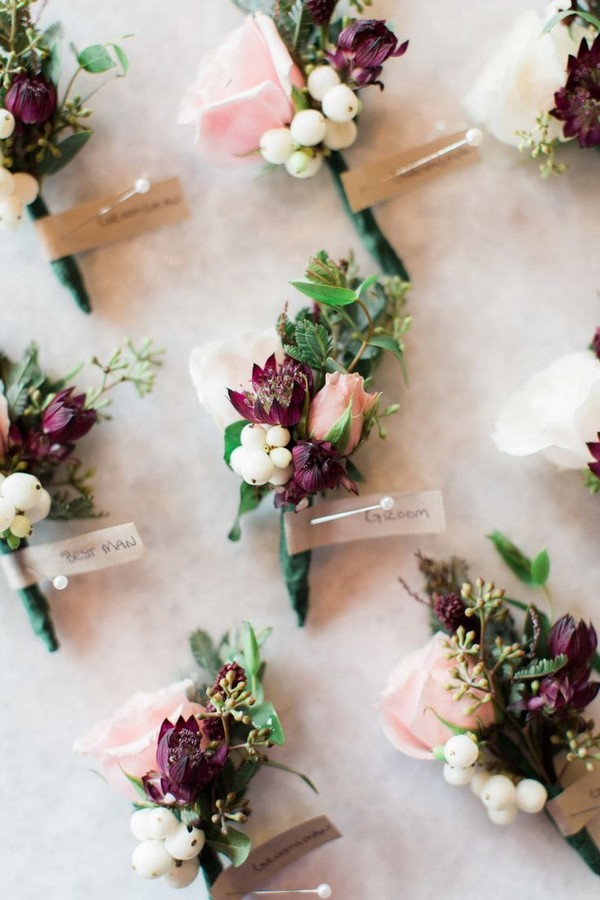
xmin=2 ymin=1 xmax=600 ymax=898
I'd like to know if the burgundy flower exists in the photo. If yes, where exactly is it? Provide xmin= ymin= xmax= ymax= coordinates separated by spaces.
xmin=548 ymin=614 xmax=598 ymax=667
xmin=527 ymin=616 xmax=599 ymax=713
xmin=551 ymin=35 xmax=600 ymax=148
xmin=292 ymin=439 xmax=357 ymax=494
xmin=327 ymin=20 xmax=409 ymax=89
xmin=8 ymin=422 xmax=74 ymax=465
xmin=142 ymin=715 xmax=228 ymax=806
xmin=228 ymin=354 xmax=312 ymax=427
xmin=592 ymin=328 xmax=600 ymax=360
xmin=42 ymin=389 xmax=97 ymax=443
xmin=433 ymin=592 xmax=472 ymax=634
xmin=5 ymin=74 xmax=57 ymax=126
xmin=588 ymin=433 xmax=600 ymax=479
xmin=306 ymin=0 xmax=336 ymax=25
xmin=211 ymin=661 xmax=247 ymax=699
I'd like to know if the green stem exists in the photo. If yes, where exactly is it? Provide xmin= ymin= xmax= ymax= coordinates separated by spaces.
xmin=199 ymin=843 xmax=224 ymax=895
xmin=326 ymin=151 xmax=410 ymax=282
xmin=279 ymin=508 xmax=311 ymax=626
xmin=546 ymin=783 xmax=600 ymax=876
xmin=0 ymin=539 xmax=59 ymax=651
xmin=27 ymin=195 xmax=92 ymax=314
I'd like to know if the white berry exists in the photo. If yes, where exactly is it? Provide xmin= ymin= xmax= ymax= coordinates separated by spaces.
xmin=470 ymin=769 xmax=492 ymax=798
xmin=230 ymin=446 xmax=247 ymax=476
xmin=322 ymin=84 xmax=359 ymax=123
xmin=269 ymin=464 xmax=293 ymax=486
xmin=443 ymin=763 xmax=474 ymax=786
xmin=240 ymin=423 xmax=267 ymax=451
xmin=0 ymin=167 xmax=15 ymax=202
xmin=488 ymin=805 xmax=518 ymax=826
xmin=285 ymin=150 xmax=323 ymax=179
xmin=131 ymin=840 xmax=175 ymax=879
xmin=307 ymin=66 xmax=341 ymax=101
xmin=27 ymin=488 xmax=52 ymax=524
xmin=260 ymin=127 xmax=295 ymax=165
xmin=0 ymin=109 xmax=15 ymax=139
xmin=0 ymin=194 xmax=22 ymax=223
xmin=270 ymin=446 xmax=292 ymax=469
xmin=130 ymin=808 xmax=155 ymax=841
xmin=9 ymin=514 xmax=32 ymax=538
xmin=0 ymin=496 xmax=16 ymax=531
xmin=12 ymin=172 xmax=39 ymax=205
xmin=480 ymin=774 xmax=517 ymax=811
xmin=1 ymin=473 xmax=43 ymax=510
xmin=165 ymin=857 xmax=200 ymax=889
xmin=323 ymin=118 xmax=358 ymax=150
xmin=290 ymin=109 xmax=327 ymax=147
xmin=164 ymin=824 xmax=205 ymax=861
xmin=516 ymin=779 xmax=547 ymax=814
xmin=144 ymin=808 xmax=179 ymax=840
xmin=241 ymin=450 xmax=275 ymax=486
xmin=266 ymin=425 xmax=290 ymax=448
xmin=444 ymin=734 xmax=479 ymax=769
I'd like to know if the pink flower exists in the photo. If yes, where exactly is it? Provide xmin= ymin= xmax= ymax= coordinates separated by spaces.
xmin=0 ymin=392 xmax=9 ymax=455
xmin=178 ymin=13 xmax=304 ymax=165
xmin=307 ymin=372 xmax=378 ymax=455
xmin=73 ymin=679 xmax=204 ymax=800
xmin=380 ymin=633 xmax=495 ymax=759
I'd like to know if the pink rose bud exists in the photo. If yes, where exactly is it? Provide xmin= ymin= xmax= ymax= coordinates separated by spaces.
xmin=307 ymin=372 xmax=378 ymax=455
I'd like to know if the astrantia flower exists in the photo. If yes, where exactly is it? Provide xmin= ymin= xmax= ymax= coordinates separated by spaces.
xmin=5 ymin=74 xmax=57 ymax=125
xmin=306 ymin=0 xmax=336 ymax=25
xmin=42 ymin=389 xmax=97 ymax=443
xmin=142 ymin=715 xmax=228 ymax=806
xmin=528 ymin=616 xmax=599 ymax=713
xmin=548 ymin=614 xmax=598 ymax=667
xmin=551 ymin=35 xmax=600 ymax=148
xmin=588 ymin=433 xmax=600 ymax=478
xmin=291 ymin=439 xmax=357 ymax=494
xmin=327 ymin=20 xmax=408 ymax=88
xmin=227 ymin=354 xmax=312 ymax=427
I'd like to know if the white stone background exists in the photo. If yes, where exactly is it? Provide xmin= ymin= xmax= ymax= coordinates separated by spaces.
xmin=1 ymin=0 xmax=600 ymax=898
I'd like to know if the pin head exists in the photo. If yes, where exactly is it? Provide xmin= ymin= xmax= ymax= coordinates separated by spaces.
xmin=380 ymin=496 xmax=394 ymax=511
xmin=316 ymin=886 xmax=332 ymax=899
xmin=134 ymin=177 xmax=151 ymax=194
xmin=465 ymin=127 xmax=483 ymax=148
xmin=53 ymin=575 xmax=68 ymax=590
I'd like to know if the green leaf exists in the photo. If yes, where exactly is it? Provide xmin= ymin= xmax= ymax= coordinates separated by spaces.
xmin=232 ymin=0 xmax=276 ymax=13
xmin=280 ymin=510 xmax=311 ymax=625
xmin=322 ymin=397 xmax=353 ymax=454
xmin=541 ymin=9 xmax=600 ymax=34
xmin=189 ymin=629 xmax=221 ymax=674
xmin=108 ymin=42 xmax=129 ymax=75
xmin=291 ymin=84 xmax=310 ymax=111
xmin=487 ymin=531 xmax=533 ymax=585
xmin=367 ymin=334 xmax=408 ymax=383
xmin=121 ymin=770 xmax=148 ymax=801
xmin=206 ymin=827 xmax=252 ymax=867
xmin=428 ymin=708 xmax=473 ymax=737
xmin=223 ymin=420 xmax=247 ymax=468
xmin=77 ymin=44 xmax=117 ymax=73
xmin=514 ymin=654 xmax=568 ymax=680
xmin=357 ymin=273 xmax=379 ymax=297
xmin=292 ymin=319 xmax=333 ymax=370
xmin=228 ymin=482 xmax=268 ymax=542
xmin=250 ymin=701 xmax=285 ymax=745
xmin=325 ymin=357 xmax=349 ymax=374
xmin=1 ymin=342 xmax=44 ymax=417
xmin=291 ymin=281 xmax=357 ymax=307
xmin=583 ymin=468 xmax=600 ymax=494
xmin=261 ymin=758 xmax=318 ymax=793
xmin=530 ymin=549 xmax=550 ymax=587
xmin=242 ymin=621 xmax=260 ymax=677
xmin=231 ymin=758 xmax=260 ymax=794
xmin=36 ymin=131 xmax=92 ymax=177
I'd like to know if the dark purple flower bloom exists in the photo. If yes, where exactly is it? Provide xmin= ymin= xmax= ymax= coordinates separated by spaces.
xmin=527 ymin=615 xmax=599 ymax=713
xmin=548 ymin=614 xmax=598 ymax=666
xmin=592 ymin=328 xmax=600 ymax=360
xmin=305 ymin=0 xmax=336 ymax=25
xmin=433 ymin=592 xmax=472 ymax=634
xmin=5 ymin=74 xmax=57 ymax=126
xmin=529 ymin=670 xmax=600 ymax=712
xmin=42 ymin=389 xmax=97 ymax=443
xmin=228 ymin=354 xmax=312 ymax=427
xmin=8 ymin=422 xmax=74 ymax=465
xmin=291 ymin=439 xmax=357 ymax=494
xmin=327 ymin=20 xmax=409 ymax=89
xmin=551 ymin=35 xmax=600 ymax=148
xmin=142 ymin=715 xmax=228 ymax=806
xmin=588 ymin=434 xmax=600 ymax=479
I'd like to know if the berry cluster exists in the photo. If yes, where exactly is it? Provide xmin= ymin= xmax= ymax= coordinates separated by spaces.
xmin=0 ymin=472 xmax=51 ymax=548
xmin=130 ymin=808 xmax=204 ymax=888
xmin=230 ymin=423 xmax=293 ymax=487
xmin=0 ymin=110 xmax=40 ymax=228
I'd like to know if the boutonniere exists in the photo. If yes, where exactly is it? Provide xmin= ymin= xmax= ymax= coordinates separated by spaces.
xmin=493 ymin=329 xmax=600 ymax=495
xmin=190 ymin=250 xmax=410 ymax=624
xmin=179 ymin=0 xmax=409 ymax=280
xmin=74 ymin=623 xmax=316 ymax=894
xmin=381 ymin=532 xmax=600 ymax=874
xmin=0 ymin=0 xmax=128 ymax=311
xmin=465 ymin=3 xmax=600 ymax=177
xmin=0 ymin=338 xmax=162 ymax=650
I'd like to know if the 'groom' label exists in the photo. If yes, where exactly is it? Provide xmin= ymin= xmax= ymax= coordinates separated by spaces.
xmin=210 ymin=816 xmax=341 ymax=900
xmin=0 ymin=523 xmax=144 ymax=589
xmin=284 ymin=490 xmax=445 ymax=555
xmin=547 ymin=767 xmax=600 ymax=839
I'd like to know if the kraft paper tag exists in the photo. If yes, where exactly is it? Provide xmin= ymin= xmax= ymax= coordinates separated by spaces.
xmin=547 ymin=769 xmax=600 ymax=837
xmin=284 ymin=490 xmax=445 ymax=555
xmin=341 ymin=132 xmax=480 ymax=212
xmin=210 ymin=816 xmax=341 ymax=900
xmin=35 ymin=177 xmax=190 ymax=261
xmin=1 ymin=523 xmax=144 ymax=589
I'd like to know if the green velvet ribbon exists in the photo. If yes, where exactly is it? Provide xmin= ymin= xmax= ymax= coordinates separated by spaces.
xmin=27 ymin=195 xmax=92 ymax=314
xmin=0 ymin=538 xmax=59 ymax=651
xmin=546 ymin=783 xmax=600 ymax=876
xmin=279 ymin=509 xmax=311 ymax=627
xmin=200 ymin=844 xmax=224 ymax=896
xmin=326 ymin=151 xmax=410 ymax=282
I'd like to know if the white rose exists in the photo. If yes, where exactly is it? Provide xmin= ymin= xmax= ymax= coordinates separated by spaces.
xmin=189 ymin=329 xmax=283 ymax=432
xmin=464 ymin=8 xmax=586 ymax=147
xmin=493 ymin=351 xmax=600 ymax=469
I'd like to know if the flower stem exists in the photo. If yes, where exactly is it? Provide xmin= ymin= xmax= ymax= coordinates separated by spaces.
xmin=347 ymin=297 xmax=374 ymax=371
xmin=27 ymin=195 xmax=92 ymax=314
xmin=326 ymin=151 xmax=410 ymax=282
xmin=0 ymin=539 xmax=59 ymax=651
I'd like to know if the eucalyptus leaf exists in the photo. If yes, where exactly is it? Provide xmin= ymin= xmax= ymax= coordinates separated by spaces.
xmin=291 ymin=281 xmax=357 ymax=307
xmin=250 ymin=701 xmax=285 ymax=745
xmin=206 ymin=827 xmax=252 ymax=867
xmin=367 ymin=334 xmax=408 ymax=383
xmin=228 ymin=482 xmax=267 ymax=542
xmin=36 ymin=131 xmax=92 ymax=177
xmin=242 ymin=622 xmax=260 ymax=677
xmin=108 ymin=42 xmax=129 ymax=75
xmin=77 ymin=44 xmax=117 ymax=73
xmin=487 ymin=531 xmax=533 ymax=585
